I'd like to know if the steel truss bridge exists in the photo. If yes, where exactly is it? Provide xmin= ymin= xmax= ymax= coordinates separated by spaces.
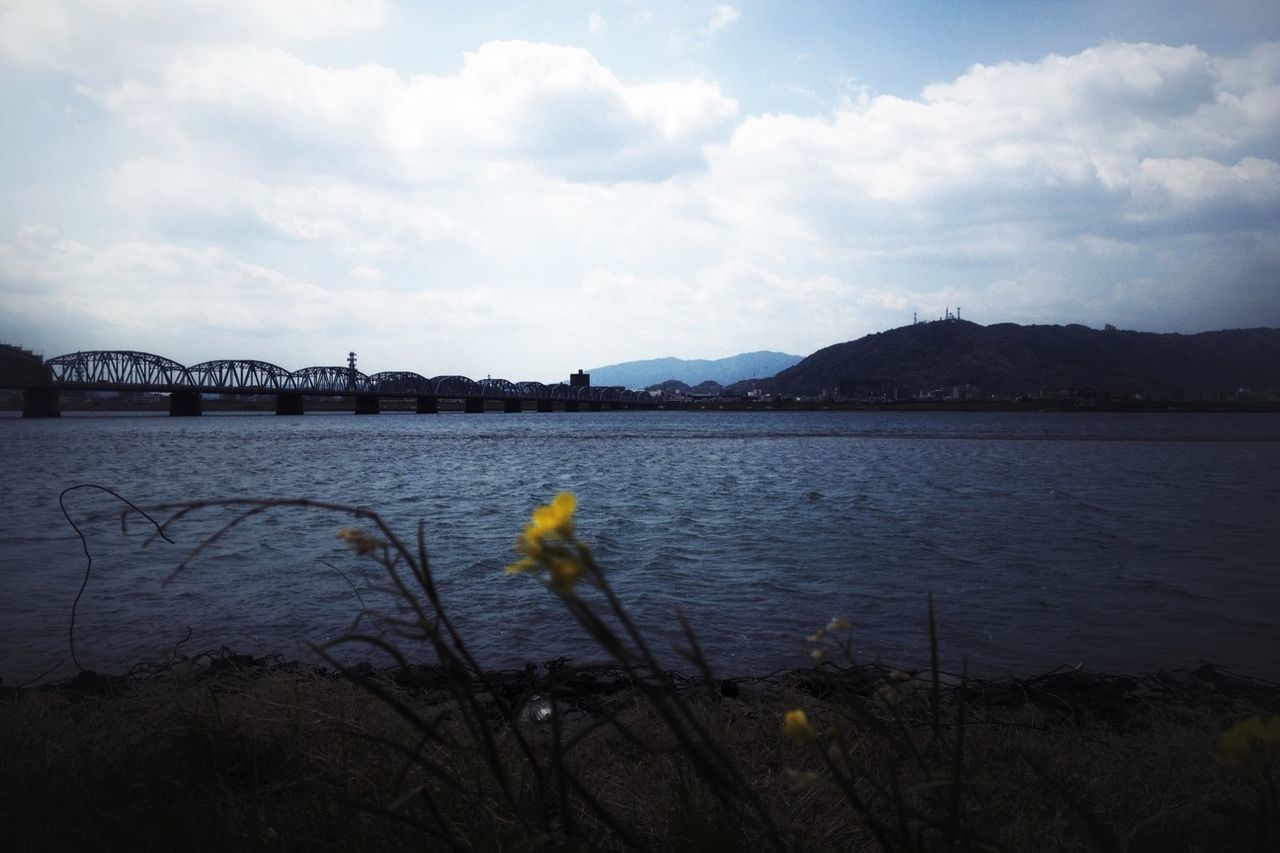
xmin=8 ymin=350 xmax=656 ymax=417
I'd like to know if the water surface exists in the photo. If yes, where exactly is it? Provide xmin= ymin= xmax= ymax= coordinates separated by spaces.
xmin=1 ymin=409 xmax=1276 ymax=681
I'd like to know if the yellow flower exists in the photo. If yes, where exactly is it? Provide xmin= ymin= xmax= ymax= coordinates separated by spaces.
xmin=506 ymin=492 xmax=586 ymax=590
xmin=531 ymin=491 xmax=576 ymax=537
xmin=547 ymin=555 xmax=586 ymax=589
xmin=337 ymin=527 xmax=381 ymax=556
xmin=1221 ymin=716 xmax=1280 ymax=766
xmin=784 ymin=709 xmax=816 ymax=744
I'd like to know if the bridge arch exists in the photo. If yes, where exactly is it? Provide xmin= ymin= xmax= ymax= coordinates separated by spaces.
xmin=46 ymin=350 xmax=193 ymax=387
xmin=290 ymin=366 xmax=373 ymax=393
xmin=514 ymin=381 xmax=550 ymax=399
xmin=596 ymin=386 xmax=625 ymax=402
xmin=370 ymin=371 xmax=432 ymax=395
xmin=188 ymin=359 xmax=292 ymax=391
xmin=478 ymin=377 xmax=517 ymax=398
xmin=430 ymin=375 xmax=481 ymax=397
xmin=543 ymin=382 xmax=576 ymax=401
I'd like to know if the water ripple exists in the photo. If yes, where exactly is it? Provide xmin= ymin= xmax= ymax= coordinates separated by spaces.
xmin=1 ymin=410 xmax=1277 ymax=682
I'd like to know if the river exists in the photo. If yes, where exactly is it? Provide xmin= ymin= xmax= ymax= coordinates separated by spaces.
xmin=1 ymin=409 xmax=1277 ymax=682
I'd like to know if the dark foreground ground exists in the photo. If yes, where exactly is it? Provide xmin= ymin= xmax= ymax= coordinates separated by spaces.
xmin=3 ymin=651 xmax=1277 ymax=852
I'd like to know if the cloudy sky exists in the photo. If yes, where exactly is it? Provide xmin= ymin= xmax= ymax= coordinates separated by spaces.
xmin=1 ymin=1 xmax=1277 ymax=382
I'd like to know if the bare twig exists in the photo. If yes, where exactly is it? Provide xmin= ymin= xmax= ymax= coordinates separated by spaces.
xmin=58 ymin=484 xmax=175 ymax=671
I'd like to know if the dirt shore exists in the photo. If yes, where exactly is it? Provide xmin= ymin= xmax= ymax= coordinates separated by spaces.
xmin=3 ymin=652 xmax=1276 ymax=851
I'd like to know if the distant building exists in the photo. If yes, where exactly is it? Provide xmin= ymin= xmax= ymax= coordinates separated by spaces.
xmin=1055 ymin=386 xmax=1099 ymax=408
xmin=569 ymin=369 xmax=590 ymax=387
xmin=836 ymin=378 xmax=909 ymax=401
xmin=0 ymin=343 xmax=52 ymax=384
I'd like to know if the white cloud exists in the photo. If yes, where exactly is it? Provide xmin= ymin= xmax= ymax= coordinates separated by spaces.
xmin=704 ymin=4 xmax=740 ymax=37
xmin=93 ymin=40 xmax=739 ymax=183
xmin=0 ymin=226 xmax=340 ymax=349
xmin=1131 ymin=155 xmax=1280 ymax=210
xmin=0 ymin=0 xmax=387 ymax=75
xmin=1 ymin=16 xmax=1277 ymax=376
xmin=0 ymin=225 xmax=512 ymax=373
xmin=109 ymin=158 xmax=490 ymax=253
xmin=588 ymin=11 xmax=607 ymax=38
xmin=706 ymin=40 xmax=1280 ymax=233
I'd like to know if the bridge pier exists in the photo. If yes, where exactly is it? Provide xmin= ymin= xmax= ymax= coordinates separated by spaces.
xmin=354 ymin=394 xmax=380 ymax=415
xmin=169 ymin=390 xmax=202 ymax=416
xmin=503 ymin=399 xmax=522 ymax=413
xmin=589 ymin=401 xmax=603 ymax=412
xmin=536 ymin=400 xmax=554 ymax=413
xmin=416 ymin=396 xmax=438 ymax=414
xmin=563 ymin=401 xmax=580 ymax=412
xmin=464 ymin=398 xmax=485 ymax=414
xmin=22 ymin=387 xmax=61 ymax=418
xmin=275 ymin=393 xmax=304 ymax=416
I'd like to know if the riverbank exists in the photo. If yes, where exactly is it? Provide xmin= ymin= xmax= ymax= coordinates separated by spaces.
xmin=4 ymin=652 xmax=1277 ymax=851
xmin=4 ymin=396 xmax=1279 ymax=414
xmin=662 ymin=398 xmax=1280 ymax=413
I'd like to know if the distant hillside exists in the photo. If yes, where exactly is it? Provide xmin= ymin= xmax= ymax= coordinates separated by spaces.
xmin=646 ymin=379 xmax=725 ymax=395
xmin=586 ymin=351 xmax=802 ymax=389
xmin=740 ymin=321 xmax=1280 ymax=399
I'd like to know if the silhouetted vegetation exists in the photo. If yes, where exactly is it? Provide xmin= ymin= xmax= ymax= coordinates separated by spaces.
xmin=740 ymin=321 xmax=1280 ymax=400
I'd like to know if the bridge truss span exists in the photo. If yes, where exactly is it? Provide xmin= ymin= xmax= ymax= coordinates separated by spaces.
xmin=188 ymin=359 xmax=293 ymax=392
xmin=46 ymin=350 xmax=193 ymax=389
xmin=369 ymin=371 xmax=432 ymax=395
xmin=478 ymin=378 xmax=518 ymax=398
xmin=431 ymin=375 xmax=482 ymax=398
xmin=291 ymin=366 xmax=374 ymax=394
xmin=11 ymin=349 xmax=658 ymax=415
xmin=515 ymin=381 xmax=551 ymax=399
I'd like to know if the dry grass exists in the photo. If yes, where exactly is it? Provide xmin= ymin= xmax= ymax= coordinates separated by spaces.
xmin=2 ymin=672 xmax=413 ymax=851
xmin=2 ymin=664 xmax=1273 ymax=852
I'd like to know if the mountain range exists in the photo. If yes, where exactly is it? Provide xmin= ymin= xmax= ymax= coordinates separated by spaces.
xmin=585 ymin=351 xmax=802 ymax=389
xmin=734 ymin=320 xmax=1280 ymax=399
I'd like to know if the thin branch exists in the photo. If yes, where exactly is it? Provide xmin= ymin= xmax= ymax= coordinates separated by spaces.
xmin=58 ymin=484 xmax=174 ymax=671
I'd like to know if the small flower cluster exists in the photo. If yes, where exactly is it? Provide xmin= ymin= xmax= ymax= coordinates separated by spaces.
xmin=506 ymin=492 xmax=591 ymax=591
xmin=1221 ymin=715 xmax=1280 ymax=766
xmin=876 ymin=670 xmax=912 ymax=706
xmin=784 ymin=708 xmax=817 ymax=744
xmin=337 ymin=526 xmax=383 ymax=556
xmin=806 ymin=616 xmax=852 ymax=663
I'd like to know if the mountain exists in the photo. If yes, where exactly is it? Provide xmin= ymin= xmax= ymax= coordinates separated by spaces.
xmin=737 ymin=321 xmax=1280 ymax=399
xmin=585 ymin=351 xmax=802 ymax=389
xmin=646 ymin=379 xmax=726 ymax=394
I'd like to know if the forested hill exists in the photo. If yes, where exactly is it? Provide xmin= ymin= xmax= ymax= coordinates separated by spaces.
xmin=744 ymin=321 xmax=1280 ymax=399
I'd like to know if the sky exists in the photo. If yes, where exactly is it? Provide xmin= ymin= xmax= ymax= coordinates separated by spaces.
xmin=1 ymin=1 xmax=1278 ymax=383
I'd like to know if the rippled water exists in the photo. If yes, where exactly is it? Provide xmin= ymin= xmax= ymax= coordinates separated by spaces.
xmin=1 ymin=409 xmax=1277 ymax=682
